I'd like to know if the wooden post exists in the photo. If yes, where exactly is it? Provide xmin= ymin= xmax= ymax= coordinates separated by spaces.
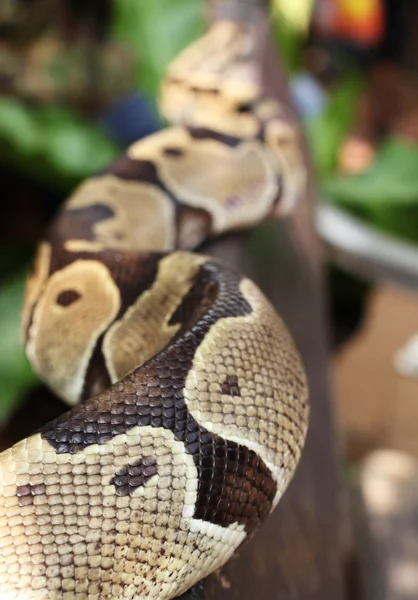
xmin=180 ymin=1 xmax=346 ymax=598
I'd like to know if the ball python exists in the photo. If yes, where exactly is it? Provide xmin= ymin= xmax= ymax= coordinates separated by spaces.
xmin=0 ymin=8 xmax=309 ymax=600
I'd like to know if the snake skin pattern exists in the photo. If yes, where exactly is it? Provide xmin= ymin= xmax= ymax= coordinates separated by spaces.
xmin=0 ymin=14 xmax=309 ymax=600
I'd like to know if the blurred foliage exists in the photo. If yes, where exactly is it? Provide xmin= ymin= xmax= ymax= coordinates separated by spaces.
xmin=304 ymin=64 xmax=418 ymax=243
xmin=305 ymin=73 xmax=364 ymax=177
xmin=323 ymin=139 xmax=418 ymax=242
xmin=274 ymin=18 xmax=304 ymax=74
xmin=0 ymin=0 xmax=205 ymax=422
xmin=0 ymin=0 xmax=204 ymax=191
xmin=0 ymin=98 xmax=119 ymax=190
xmin=111 ymin=0 xmax=204 ymax=101
xmin=273 ymin=0 xmax=315 ymax=33
xmin=0 ymin=273 xmax=38 ymax=422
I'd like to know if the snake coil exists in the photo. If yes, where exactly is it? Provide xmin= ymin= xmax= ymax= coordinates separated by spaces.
xmin=0 ymin=3 xmax=309 ymax=599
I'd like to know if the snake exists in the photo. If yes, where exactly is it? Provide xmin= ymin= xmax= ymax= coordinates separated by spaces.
xmin=0 ymin=4 xmax=309 ymax=600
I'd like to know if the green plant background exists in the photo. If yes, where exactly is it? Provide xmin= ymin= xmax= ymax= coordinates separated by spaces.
xmin=0 ymin=0 xmax=208 ymax=422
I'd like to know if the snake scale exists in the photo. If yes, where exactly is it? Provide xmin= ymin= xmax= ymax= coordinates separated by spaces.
xmin=0 ymin=3 xmax=309 ymax=599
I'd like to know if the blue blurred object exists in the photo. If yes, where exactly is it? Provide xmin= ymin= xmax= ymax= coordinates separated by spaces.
xmin=99 ymin=92 xmax=160 ymax=146
xmin=290 ymin=72 xmax=328 ymax=119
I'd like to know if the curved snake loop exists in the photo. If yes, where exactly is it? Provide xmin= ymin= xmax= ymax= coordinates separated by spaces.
xmin=0 ymin=3 xmax=309 ymax=599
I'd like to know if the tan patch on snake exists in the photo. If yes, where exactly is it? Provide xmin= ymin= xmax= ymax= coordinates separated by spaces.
xmin=159 ymin=140 xmax=278 ymax=233
xmin=265 ymin=119 xmax=307 ymax=216
xmin=255 ymin=99 xmax=284 ymax=122
xmin=26 ymin=260 xmax=120 ymax=405
xmin=177 ymin=206 xmax=212 ymax=250
xmin=64 ymin=175 xmax=175 ymax=253
xmin=21 ymin=243 xmax=51 ymax=344
xmin=184 ymin=100 xmax=260 ymax=138
xmin=129 ymin=131 xmax=278 ymax=234
xmin=183 ymin=278 xmax=309 ymax=506
xmin=0 ymin=428 xmax=245 ymax=599
xmin=103 ymin=252 xmax=205 ymax=383
xmin=128 ymin=127 xmax=189 ymax=163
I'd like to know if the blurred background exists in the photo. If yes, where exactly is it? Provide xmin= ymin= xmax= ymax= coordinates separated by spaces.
xmin=1 ymin=1 xmax=418 ymax=597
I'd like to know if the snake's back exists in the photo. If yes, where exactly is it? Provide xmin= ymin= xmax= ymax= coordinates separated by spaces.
xmin=0 ymin=9 xmax=309 ymax=600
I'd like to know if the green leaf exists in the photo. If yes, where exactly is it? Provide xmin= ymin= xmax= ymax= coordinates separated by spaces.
xmin=0 ymin=99 xmax=119 ymax=190
xmin=0 ymin=98 xmax=40 ymax=156
xmin=42 ymin=117 xmax=118 ymax=178
xmin=0 ymin=0 xmax=204 ymax=187
xmin=323 ymin=139 xmax=418 ymax=242
xmin=0 ymin=274 xmax=38 ymax=423
xmin=305 ymin=73 xmax=364 ymax=177
xmin=272 ymin=16 xmax=303 ymax=74
xmin=325 ymin=139 xmax=418 ymax=205
xmin=111 ymin=0 xmax=204 ymax=99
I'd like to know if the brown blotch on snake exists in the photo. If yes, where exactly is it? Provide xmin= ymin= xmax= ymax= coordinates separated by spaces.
xmin=189 ymin=126 xmax=243 ymax=147
xmin=220 ymin=374 xmax=241 ymax=396
xmin=50 ymin=203 xmax=115 ymax=244
xmin=56 ymin=289 xmax=82 ymax=307
xmin=104 ymin=155 xmax=165 ymax=190
xmin=110 ymin=456 xmax=159 ymax=496
xmin=16 ymin=483 xmax=47 ymax=507
xmin=163 ymin=147 xmax=185 ymax=158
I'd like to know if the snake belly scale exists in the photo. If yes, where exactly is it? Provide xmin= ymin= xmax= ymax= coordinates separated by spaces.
xmin=0 ymin=13 xmax=309 ymax=600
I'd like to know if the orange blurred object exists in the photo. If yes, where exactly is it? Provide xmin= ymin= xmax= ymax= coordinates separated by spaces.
xmin=316 ymin=0 xmax=385 ymax=46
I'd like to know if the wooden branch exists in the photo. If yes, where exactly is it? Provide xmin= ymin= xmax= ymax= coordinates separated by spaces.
xmin=178 ymin=5 xmax=346 ymax=597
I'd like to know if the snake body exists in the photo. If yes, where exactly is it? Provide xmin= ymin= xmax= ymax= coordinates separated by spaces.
xmin=0 ymin=12 xmax=309 ymax=600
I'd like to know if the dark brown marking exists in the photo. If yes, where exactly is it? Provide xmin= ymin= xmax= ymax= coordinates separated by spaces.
xmin=194 ymin=439 xmax=276 ymax=530
xmin=192 ymin=86 xmax=221 ymax=96
xmin=16 ymin=483 xmax=46 ymax=507
xmin=110 ymin=456 xmax=158 ymax=496
xmin=100 ymin=154 xmax=180 ymax=207
xmin=220 ymin=375 xmax=241 ymax=397
xmin=236 ymin=103 xmax=252 ymax=114
xmin=103 ymin=155 xmax=161 ymax=188
xmin=189 ymin=127 xmax=245 ymax=147
xmin=56 ymin=289 xmax=81 ymax=307
xmin=163 ymin=147 xmax=185 ymax=158
xmin=49 ymin=203 xmax=114 ymax=245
